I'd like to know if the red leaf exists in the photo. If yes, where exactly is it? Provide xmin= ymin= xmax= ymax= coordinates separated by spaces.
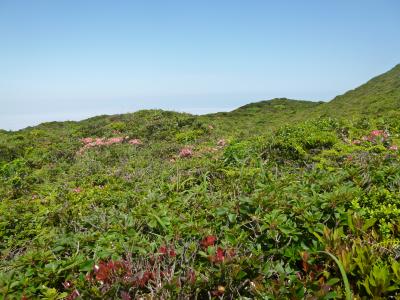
xmin=201 ymin=235 xmax=217 ymax=248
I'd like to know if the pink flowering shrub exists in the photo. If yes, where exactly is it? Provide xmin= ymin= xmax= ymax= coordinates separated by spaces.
xmin=370 ymin=130 xmax=388 ymax=138
xmin=361 ymin=129 xmax=389 ymax=143
xmin=105 ymin=137 xmax=125 ymax=145
xmin=81 ymin=137 xmax=94 ymax=144
xmin=352 ymin=130 xmax=398 ymax=152
xmin=128 ymin=139 xmax=142 ymax=145
xmin=77 ymin=136 xmax=142 ymax=154
xmin=179 ymin=147 xmax=193 ymax=158
xmin=72 ymin=187 xmax=82 ymax=193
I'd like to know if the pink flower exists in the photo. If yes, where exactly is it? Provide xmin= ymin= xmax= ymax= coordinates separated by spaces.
xmin=73 ymin=187 xmax=82 ymax=193
xmin=77 ymin=136 xmax=127 ymax=154
xmin=179 ymin=148 xmax=193 ymax=158
xmin=95 ymin=138 xmax=105 ymax=145
xmin=360 ymin=130 xmax=389 ymax=144
xmin=128 ymin=139 xmax=142 ymax=145
xmin=369 ymin=130 xmax=389 ymax=141
xmin=105 ymin=137 xmax=124 ymax=145
xmin=370 ymin=130 xmax=387 ymax=137
xmin=81 ymin=137 xmax=94 ymax=144
xmin=352 ymin=140 xmax=361 ymax=145
xmin=389 ymin=145 xmax=398 ymax=151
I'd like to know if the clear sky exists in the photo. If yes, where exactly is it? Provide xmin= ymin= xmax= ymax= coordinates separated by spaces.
xmin=1 ymin=0 xmax=399 ymax=130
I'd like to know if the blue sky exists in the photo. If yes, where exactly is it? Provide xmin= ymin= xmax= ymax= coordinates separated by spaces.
xmin=1 ymin=0 xmax=399 ymax=130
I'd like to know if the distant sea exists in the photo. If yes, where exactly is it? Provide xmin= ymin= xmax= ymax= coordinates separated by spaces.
xmin=0 ymin=106 xmax=235 ymax=131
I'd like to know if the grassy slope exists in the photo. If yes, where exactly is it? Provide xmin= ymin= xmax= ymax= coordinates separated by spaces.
xmin=201 ymin=98 xmax=323 ymax=138
xmin=0 ymin=65 xmax=400 ymax=299
xmin=207 ymin=64 xmax=400 ymax=129
xmin=318 ymin=64 xmax=400 ymax=117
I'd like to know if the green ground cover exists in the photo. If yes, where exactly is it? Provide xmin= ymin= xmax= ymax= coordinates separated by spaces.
xmin=1 ymin=65 xmax=400 ymax=299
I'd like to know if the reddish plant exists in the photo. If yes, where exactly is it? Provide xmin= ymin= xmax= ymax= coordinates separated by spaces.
xmin=136 ymin=270 xmax=155 ymax=287
xmin=120 ymin=291 xmax=131 ymax=300
xmin=186 ymin=269 xmax=196 ymax=284
xmin=158 ymin=245 xmax=176 ymax=257
xmin=200 ymin=235 xmax=217 ymax=248
xmin=83 ymin=242 xmax=217 ymax=297
xmin=93 ymin=260 xmax=128 ymax=283
xmin=209 ymin=247 xmax=225 ymax=264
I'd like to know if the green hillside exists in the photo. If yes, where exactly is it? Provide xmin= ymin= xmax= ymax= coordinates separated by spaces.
xmin=210 ymin=64 xmax=400 ymax=126
xmin=202 ymin=98 xmax=323 ymax=137
xmin=1 ymin=66 xmax=400 ymax=299
xmin=319 ymin=64 xmax=400 ymax=117
xmin=199 ymin=64 xmax=400 ymax=136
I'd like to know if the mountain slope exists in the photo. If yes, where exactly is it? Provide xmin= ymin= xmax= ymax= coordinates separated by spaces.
xmin=201 ymin=98 xmax=323 ymax=138
xmin=317 ymin=64 xmax=400 ymax=117
xmin=202 ymin=64 xmax=400 ymax=136
xmin=223 ymin=64 xmax=400 ymax=122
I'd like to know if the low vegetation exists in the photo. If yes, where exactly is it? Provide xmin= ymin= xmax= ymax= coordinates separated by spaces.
xmin=0 ymin=65 xmax=400 ymax=299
